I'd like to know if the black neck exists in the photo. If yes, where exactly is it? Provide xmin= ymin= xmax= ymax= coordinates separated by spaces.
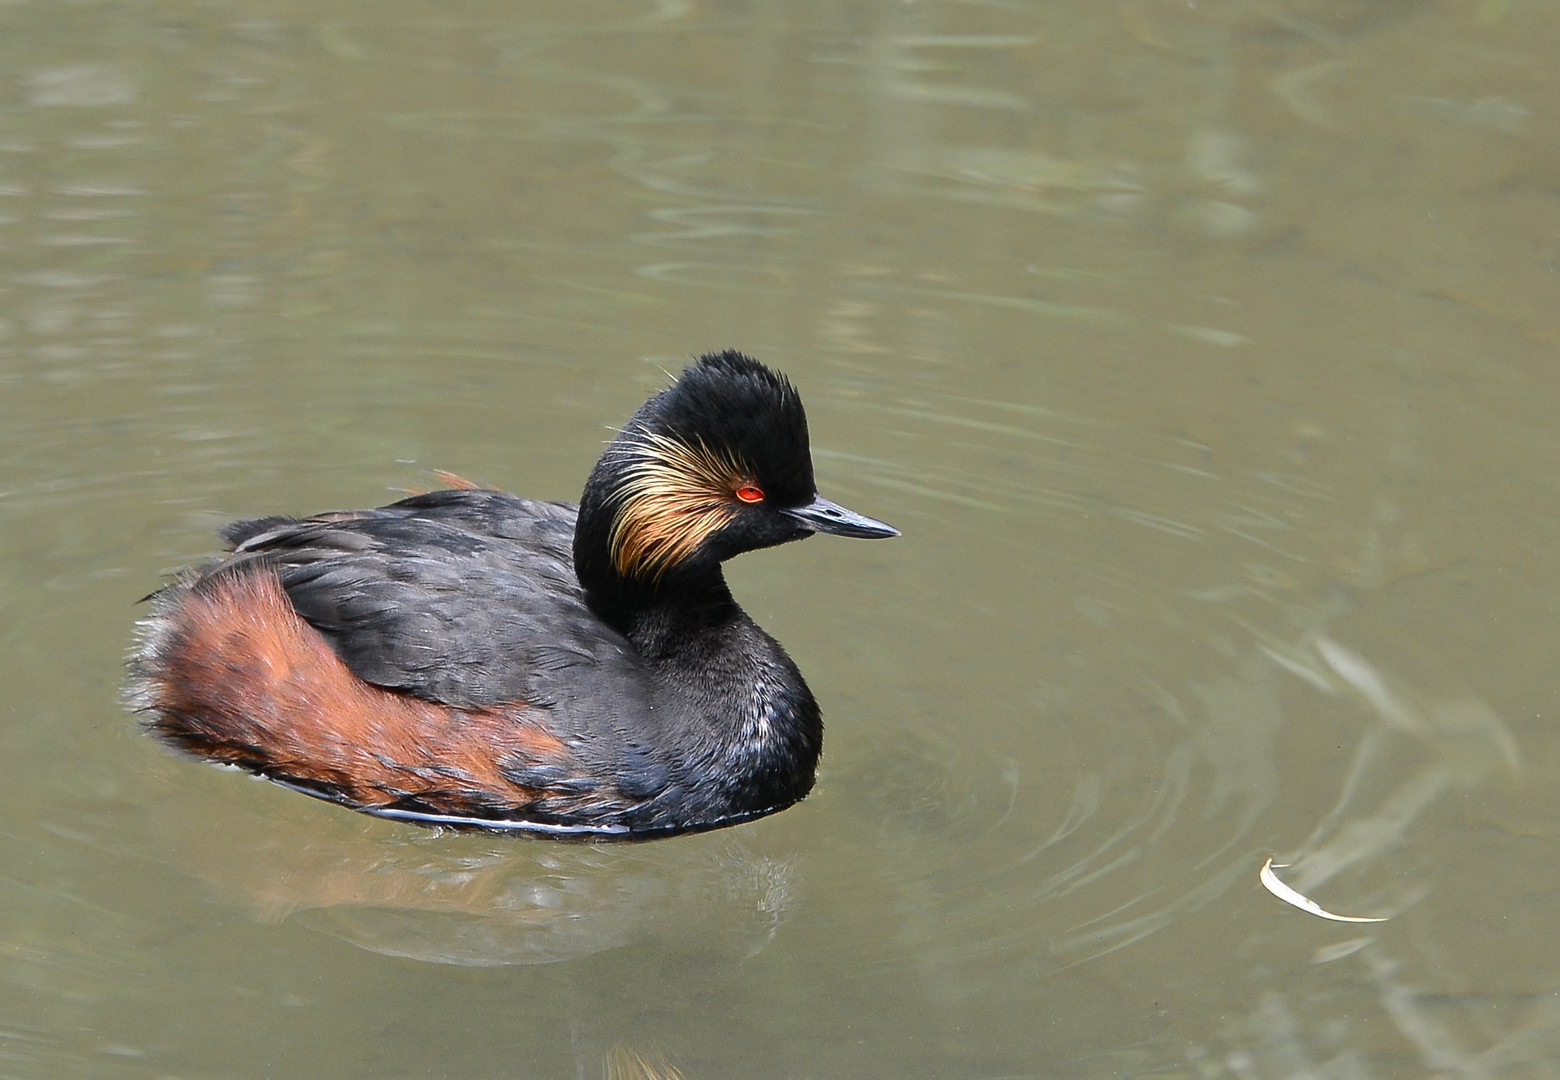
xmin=571 ymin=459 xmax=822 ymax=823
xmin=570 ymin=461 xmax=726 ymax=635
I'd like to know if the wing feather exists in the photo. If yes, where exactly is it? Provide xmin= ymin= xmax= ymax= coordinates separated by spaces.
xmin=220 ymin=489 xmax=639 ymax=710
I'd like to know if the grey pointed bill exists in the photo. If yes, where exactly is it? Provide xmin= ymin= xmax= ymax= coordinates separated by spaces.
xmin=782 ymin=494 xmax=899 ymax=539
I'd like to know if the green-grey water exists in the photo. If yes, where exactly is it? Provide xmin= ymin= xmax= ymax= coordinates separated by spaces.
xmin=3 ymin=2 xmax=1558 ymax=1077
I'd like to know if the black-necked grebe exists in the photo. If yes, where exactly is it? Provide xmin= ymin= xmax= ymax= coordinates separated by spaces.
xmin=126 ymin=351 xmax=897 ymax=838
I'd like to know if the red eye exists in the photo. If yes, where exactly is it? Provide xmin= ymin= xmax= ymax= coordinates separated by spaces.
xmin=735 ymin=484 xmax=765 ymax=504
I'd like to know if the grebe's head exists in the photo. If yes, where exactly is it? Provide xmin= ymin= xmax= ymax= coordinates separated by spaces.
xmin=576 ymin=350 xmax=897 ymax=592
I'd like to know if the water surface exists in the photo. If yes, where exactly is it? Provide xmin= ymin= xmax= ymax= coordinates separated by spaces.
xmin=2 ymin=2 xmax=1558 ymax=1077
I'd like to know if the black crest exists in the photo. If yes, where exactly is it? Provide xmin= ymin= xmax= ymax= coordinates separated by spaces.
xmin=637 ymin=350 xmax=814 ymax=508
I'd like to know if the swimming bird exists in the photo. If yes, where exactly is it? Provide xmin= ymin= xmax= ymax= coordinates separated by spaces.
xmin=127 ymin=350 xmax=898 ymax=838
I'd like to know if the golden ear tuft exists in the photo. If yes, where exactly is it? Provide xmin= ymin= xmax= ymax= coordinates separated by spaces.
xmin=608 ymin=431 xmax=752 ymax=580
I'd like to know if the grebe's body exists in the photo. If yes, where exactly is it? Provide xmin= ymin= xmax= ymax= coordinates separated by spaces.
xmin=127 ymin=352 xmax=896 ymax=837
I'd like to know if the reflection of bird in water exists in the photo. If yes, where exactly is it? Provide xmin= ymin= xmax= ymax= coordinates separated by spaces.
xmin=59 ymin=759 xmax=795 ymax=1078
xmin=294 ymin=840 xmax=796 ymax=968
xmin=128 ymin=351 xmax=896 ymax=837
xmin=139 ymin=783 xmax=799 ymax=967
